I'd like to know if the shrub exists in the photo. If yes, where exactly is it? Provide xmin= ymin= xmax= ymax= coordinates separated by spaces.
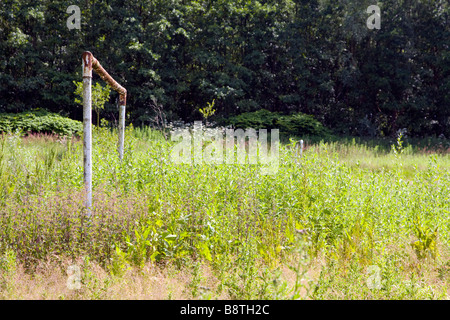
xmin=221 ymin=109 xmax=329 ymax=137
xmin=276 ymin=113 xmax=330 ymax=137
xmin=0 ymin=109 xmax=82 ymax=136
xmin=221 ymin=109 xmax=282 ymax=129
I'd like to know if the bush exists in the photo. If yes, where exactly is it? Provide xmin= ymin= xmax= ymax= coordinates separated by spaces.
xmin=221 ymin=109 xmax=282 ymax=129
xmin=276 ymin=113 xmax=330 ymax=137
xmin=0 ymin=109 xmax=82 ymax=136
xmin=221 ymin=109 xmax=329 ymax=137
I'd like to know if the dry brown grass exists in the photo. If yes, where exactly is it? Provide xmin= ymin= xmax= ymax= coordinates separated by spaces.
xmin=0 ymin=258 xmax=228 ymax=300
xmin=2 ymin=244 xmax=450 ymax=300
xmin=0 ymin=250 xmax=323 ymax=300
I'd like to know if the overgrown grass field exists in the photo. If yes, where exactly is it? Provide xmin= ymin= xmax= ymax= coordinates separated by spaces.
xmin=0 ymin=127 xmax=449 ymax=299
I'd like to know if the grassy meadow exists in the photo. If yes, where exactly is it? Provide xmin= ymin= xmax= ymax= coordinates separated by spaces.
xmin=0 ymin=127 xmax=449 ymax=299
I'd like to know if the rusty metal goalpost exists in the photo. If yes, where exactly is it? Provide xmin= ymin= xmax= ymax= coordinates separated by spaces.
xmin=82 ymin=51 xmax=127 ymax=215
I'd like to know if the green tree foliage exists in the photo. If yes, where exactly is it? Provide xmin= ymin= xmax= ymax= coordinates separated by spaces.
xmin=73 ymin=81 xmax=111 ymax=127
xmin=0 ymin=0 xmax=448 ymax=137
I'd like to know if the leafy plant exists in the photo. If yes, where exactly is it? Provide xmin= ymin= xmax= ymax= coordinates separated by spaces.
xmin=411 ymin=218 xmax=438 ymax=260
xmin=0 ymin=109 xmax=82 ymax=136
xmin=392 ymin=131 xmax=405 ymax=156
xmin=222 ymin=109 xmax=329 ymax=138
xmin=222 ymin=109 xmax=281 ymax=129
xmin=0 ymin=249 xmax=17 ymax=296
xmin=198 ymin=99 xmax=216 ymax=125
xmin=276 ymin=113 xmax=330 ymax=138
xmin=74 ymin=81 xmax=111 ymax=128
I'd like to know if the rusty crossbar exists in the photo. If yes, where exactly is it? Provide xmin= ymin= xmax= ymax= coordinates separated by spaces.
xmin=82 ymin=51 xmax=127 ymax=107
xmin=82 ymin=51 xmax=127 ymax=216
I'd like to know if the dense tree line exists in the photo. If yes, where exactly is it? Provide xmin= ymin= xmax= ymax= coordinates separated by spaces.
xmin=0 ymin=0 xmax=449 ymax=137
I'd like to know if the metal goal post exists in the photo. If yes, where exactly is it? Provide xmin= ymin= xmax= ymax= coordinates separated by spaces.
xmin=82 ymin=51 xmax=127 ymax=215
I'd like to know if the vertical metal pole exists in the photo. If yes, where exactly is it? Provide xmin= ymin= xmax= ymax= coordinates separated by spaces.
xmin=82 ymin=52 xmax=93 ymax=217
xmin=118 ymin=104 xmax=125 ymax=160
xmin=90 ymin=56 xmax=127 ymax=161
xmin=299 ymin=140 xmax=304 ymax=157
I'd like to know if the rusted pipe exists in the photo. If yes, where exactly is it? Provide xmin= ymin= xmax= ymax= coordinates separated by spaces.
xmin=83 ymin=51 xmax=127 ymax=160
xmin=82 ymin=51 xmax=128 ymax=215
xmin=91 ymin=55 xmax=127 ymax=106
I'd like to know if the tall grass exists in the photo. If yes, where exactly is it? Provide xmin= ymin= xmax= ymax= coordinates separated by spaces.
xmin=0 ymin=128 xmax=449 ymax=299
